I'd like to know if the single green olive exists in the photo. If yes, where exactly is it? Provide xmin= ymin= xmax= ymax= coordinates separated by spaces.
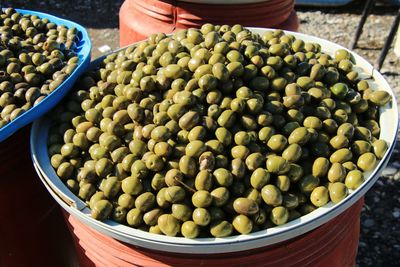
xmin=327 ymin=162 xmax=347 ymax=183
xmin=192 ymin=208 xmax=211 ymax=226
xmin=232 ymin=214 xmax=253 ymax=234
xmin=345 ymin=170 xmax=364 ymax=190
xmin=372 ymin=139 xmax=388 ymax=159
xmin=181 ymin=221 xmax=200 ymax=238
xmin=91 ymin=200 xmax=113 ymax=221
xmin=328 ymin=182 xmax=348 ymax=203
xmin=158 ymin=214 xmax=181 ymax=236
xmin=270 ymin=206 xmax=289 ymax=225
xmin=310 ymin=186 xmax=329 ymax=207
xmin=357 ymin=152 xmax=377 ymax=171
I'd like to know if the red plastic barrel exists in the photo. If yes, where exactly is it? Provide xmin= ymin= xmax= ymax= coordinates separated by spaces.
xmin=65 ymin=198 xmax=363 ymax=267
xmin=0 ymin=127 xmax=76 ymax=267
xmin=119 ymin=0 xmax=299 ymax=46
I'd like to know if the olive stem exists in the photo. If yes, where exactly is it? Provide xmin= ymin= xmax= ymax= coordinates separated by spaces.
xmin=175 ymin=177 xmax=196 ymax=193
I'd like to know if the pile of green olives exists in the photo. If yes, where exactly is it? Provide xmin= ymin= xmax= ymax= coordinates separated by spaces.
xmin=0 ymin=8 xmax=80 ymax=128
xmin=47 ymin=24 xmax=391 ymax=238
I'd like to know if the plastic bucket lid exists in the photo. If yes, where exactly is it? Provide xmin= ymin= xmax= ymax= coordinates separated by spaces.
xmin=0 ymin=9 xmax=91 ymax=142
xmin=31 ymin=27 xmax=399 ymax=254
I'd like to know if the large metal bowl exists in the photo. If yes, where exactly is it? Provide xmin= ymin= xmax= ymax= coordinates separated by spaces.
xmin=30 ymin=28 xmax=398 ymax=254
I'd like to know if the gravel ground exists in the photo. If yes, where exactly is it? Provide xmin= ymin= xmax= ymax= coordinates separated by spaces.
xmin=3 ymin=1 xmax=400 ymax=266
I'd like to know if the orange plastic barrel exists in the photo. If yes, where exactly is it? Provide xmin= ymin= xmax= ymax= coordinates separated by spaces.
xmin=119 ymin=0 xmax=299 ymax=45
xmin=65 ymin=198 xmax=363 ymax=267
xmin=0 ymin=127 xmax=76 ymax=267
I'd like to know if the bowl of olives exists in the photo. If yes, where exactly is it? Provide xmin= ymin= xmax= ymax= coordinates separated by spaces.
xmin=31 ymin=25 xmax=398 ymax=254
xmin=0 ymin=8 xmax=91 ymax=141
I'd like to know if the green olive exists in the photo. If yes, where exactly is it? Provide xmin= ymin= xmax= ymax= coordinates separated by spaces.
xmin=354 ymin=127 xmax=372 ymax=141
xmin=179 ymin=155 xmax=197 ymax=177
xmin=145 ymin=154 xmax=164 ymax=171
xmin=310 ymin=186 xmax=329 ymax=207
xmin=282 ymin=144 xmax=302 ymax=163
xmin=91 ymin=200 xmax=113 ymax=221
xmin=217 ymin=110 xmax=236 ymax=128
xmin=213 ymin=168 xmax=233 ymax=187
xmin=121 ymin=176 xmax=143 ymax=195
xmin=282 ymin=193 xmax=299 ymax=209
xmin=250 ymin=168 xmax=270 ymax=190
xmin=357 ymin=152 xmax=377 ymax=171
xmin=181 ymin=221 xmax=200 ymax=238
xmin=118 ymin=193 xmax=135 ymax=209
xmin=230 ymin=158 xmax=246 ymax=179
xmin=158 ymin=214 xmax=180 ymax=236
xmin=165 ymin=186 xmax=186 ymax=203
xmin=172 ymin=203 xmax=192 ymax=222
xmin=288 ymin=127 xmax=310 ymax=145
xmin=266 ymin=156 xmax=289 ymax=174
xmin=192 ymin=190 xmax=213 ymax=208
xmin=101 ymin=176 xmax=121 ymax=199
xmin=232 ymin=214 xmax=253 ymax=234
xmin=261 ymin=184 xmax=282 ymax=206
xmin=337 ymin=123 xmax=354 ymax=138
xmin=78 ymin=183 xmax=96 ymax=201
xmin=211 ymin=187 xmax=230 ymax=207
xmin=270 ymin=206 xmax=289 ymax=225
xmin=89 ymin=192 xmax=106 ymax=210
xmin=185 ymin=140 xmax=206 ymax=158
xmin=345 ymin=170 xmax=364 ymax=190
xmin=351 ymin=140 xmax=371 ymax=156
xmin=327 ymin=162 xmax=346 ymax=183
xmin=329 ymin=182 xmax=348 ymax=203
xmin=298 ymin=174 xmax=320 ymax=193
xmin=267 ymin=134 xmax=287 ymax=152
xmin=131 ymin=160 xmax=148 ymax=179
xmin=134 ymin=192 xmax=155 ymax=212
xmin=368 ymin=91 xmax=391 ymax=106
xmin=335 ymin=49 xmax=351 ymax=61
xmin=231 ymin=145 xmax=250 ymax=160
xmin=215 ymin=127 xmax=232 ymax=146
xmin=330 ymin=83 xmax=349 ymax=98
xmin=245 ymin=152 xmax=264 ymax=171
xmin=192 ymin=208 xmax=211 ymax=226
xmin=329 ymin=135 xmax=349 ymax=150
xmin=372 ymin=139 xmax=388 ymax=159
xmin=330 ymin=148 xmax=353 ymax=164
xmin=143 ymin=209 xmax=163 ymax=226
xmin=312 ymin=157 xmax=330 ymax=178
xmin=233 ymin=197 xmax=259 ymax=216
xmin=179 ymin=111 xmax=200 ymax=130
xmin=210 ymin=220 xmax=233 ymax=237
xmin=258 ymin=127 xmax=275 ymax=143
xmin=151 ymin=126 xmax=171 ymax=142
xmin=164 ymin=168 xmax=184 ymax=187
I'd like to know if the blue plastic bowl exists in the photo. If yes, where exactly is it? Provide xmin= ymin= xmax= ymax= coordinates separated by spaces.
xmin=0 ymin=8 xmax=91 ymax=142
